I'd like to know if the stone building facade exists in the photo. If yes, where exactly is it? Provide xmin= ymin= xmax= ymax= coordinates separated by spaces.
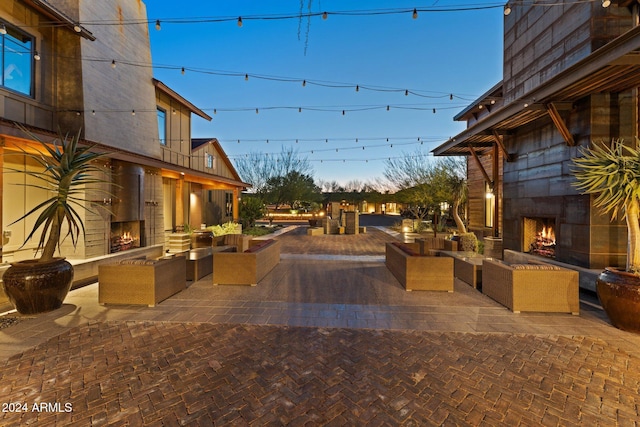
xmin=434 ymin=1 xmax=640 ymax=269
xmin=0 ymin=0 xmax=247 ymax=263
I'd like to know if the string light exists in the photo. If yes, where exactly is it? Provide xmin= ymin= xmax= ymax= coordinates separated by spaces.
xmin=111 ymin=60 xmax=116 ymax=68
xmin=131 ymin=110 xmax=136 ymax=115
xmin=73 ymin=24 xmax=82 ymax=33
xmin=322 ymin=11 xmax=328 ymax=20
xmin=302 ymin=80 xmax=306 ymax=87
xmin=0 ymin=24 xmax=6 ymax=35
xmin=245 ymin=74 xmax=249 ymax=81
xmin=33 ymin=51 xmax=40 ymax=61
xmin=237 ymin=16 xmax=243 ymax=27
xmin=504 ymin=4 xmax=511 ymax=15
xmin=412 ymin=8 xmax=418 ymax=19
xmin=155 ymin=20 xmax=161 ymax=30
xmin=181 ymin=67 xmax=185 ymax=75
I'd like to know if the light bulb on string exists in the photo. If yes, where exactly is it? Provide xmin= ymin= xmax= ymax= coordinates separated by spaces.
xmin=131 ymin=110 xmax=136 ymax=116
xmin=33 ymin=51 xmax=40 ymax=61
xmin=0 ymin=24 xmax=6 ymax=35
xmin=237 ymin=17 xmax=243 ymax=27
xmin=405 ymin=90 xmax=409 ymax=96
xmin=155 ymin=20 xmax=161 ymax=30
xmin=433 ymin=108 xmax=436 ymax=114
xmin=181 ymin=67 xmax=185 ymax=75
xmin=322 ymin=12 xmax=328 ymax=20
xmin=245 ymin=74 xmax=249 ymax=81
xmin=386 ymin=105 xmax=390 ymax=111
xmin=111 ymin=60 xmax=116 ymax=69
xmin=302 ymin=80 xmax=306 ymax=87
xmin=355 ymin=85 xmax=359 ymax=92
xmin=412 ymin=8 xmax=418 ymax=19
xmin=256 ymin=108 xmax=259 ymax=114
xmin=214 ymin=109 xmax=217 ymax=114
xmin=298 ymin=107 xmax=302 ymax=112
xmin=450 ymin=94 xmax=454 ymax=100
xmin=91 ymin=110 xmax=96 ymax=116
xmin=342 ymin=110 xmax=345 ymax=115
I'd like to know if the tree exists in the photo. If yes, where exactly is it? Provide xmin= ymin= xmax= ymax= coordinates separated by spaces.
xmin=383 ymin=151 xmax=468 ymax=231
xmin=433 ymin=157 xmax=468 ymax=233
xmin=384 ymin=150 xmax=443 ymax=222
xmin=265 ymin=171 xmax=321 ymax=210
xmin=234 ymin=147 xmax=312 ymax=194
xmin=239 ymin=195 xmax=267 ymax=229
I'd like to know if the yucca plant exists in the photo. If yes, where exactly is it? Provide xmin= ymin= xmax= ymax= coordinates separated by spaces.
xmin=571 ymin=139 xmax=640 ymax=273
xmin=7 ymin=126 xmax=107 ymax=262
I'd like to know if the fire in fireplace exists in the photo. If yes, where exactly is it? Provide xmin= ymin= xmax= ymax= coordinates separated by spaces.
xmin=523 ymin=217 xmax=556 ymax=258
xmin=110 ymin=221 xmax=144 ymax=253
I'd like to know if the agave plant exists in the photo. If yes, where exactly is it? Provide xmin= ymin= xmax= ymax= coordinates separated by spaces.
xmin=571 ymin=139 xmax=640 ymax=273
xmin=7 ymin=126 xmax=107 ymax=262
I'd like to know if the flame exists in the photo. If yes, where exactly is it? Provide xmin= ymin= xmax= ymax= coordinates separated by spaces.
xmin=540 ymin=226 xmax=556 ymax=245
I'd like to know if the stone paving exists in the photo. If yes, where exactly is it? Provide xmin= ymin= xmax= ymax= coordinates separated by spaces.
xmin=0 ymin=224 xmax=639 ymax=425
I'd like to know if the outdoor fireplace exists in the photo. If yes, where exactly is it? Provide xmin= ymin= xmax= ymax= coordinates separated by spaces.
xmin=523 ymin=217 xmax=556 ymax=259
xmin=110 ymin=221 xmax=144 ymax=253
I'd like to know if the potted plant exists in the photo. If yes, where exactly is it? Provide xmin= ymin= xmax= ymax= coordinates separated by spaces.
xmin=2 ymin=127 xmax=106 ymax=315
xmin=571 ymin=139 xmax=640 ymax=332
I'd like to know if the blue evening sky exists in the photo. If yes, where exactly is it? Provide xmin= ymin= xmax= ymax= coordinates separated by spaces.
xmin=146 ymin=1 xmax=504 ymax=185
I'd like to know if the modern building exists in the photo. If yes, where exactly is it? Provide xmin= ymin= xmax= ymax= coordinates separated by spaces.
xmin=434 ymin=0 xmax=640 ymax=270
xmin=0 ymin=0 xmax=247 ymax=264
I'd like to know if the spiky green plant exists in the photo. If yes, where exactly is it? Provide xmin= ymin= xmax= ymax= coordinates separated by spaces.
xmin=571 ymin=139 xmax=640 ymax=273
xmin=7 ymin=127 xmax=107 ymax=262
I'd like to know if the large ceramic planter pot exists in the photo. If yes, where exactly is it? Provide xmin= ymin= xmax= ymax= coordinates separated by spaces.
xmin=2 ymin=258 xmax=74 ymax=315
xmin=596 ymin=267 xmax=640 ymax=333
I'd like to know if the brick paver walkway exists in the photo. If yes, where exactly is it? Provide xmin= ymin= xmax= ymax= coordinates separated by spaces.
xmin=0 ymin=224 xmax=639 ymax=425
xmin=2 ymin=322 xmax=639 ymax=426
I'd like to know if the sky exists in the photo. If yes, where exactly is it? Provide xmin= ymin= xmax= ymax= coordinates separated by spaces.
xmin=145 ymin=1 xmax=505 ymax=186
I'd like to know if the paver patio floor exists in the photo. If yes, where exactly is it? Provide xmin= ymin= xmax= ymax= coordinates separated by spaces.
xmin=0 ymin=225 xmax=639 ymax=425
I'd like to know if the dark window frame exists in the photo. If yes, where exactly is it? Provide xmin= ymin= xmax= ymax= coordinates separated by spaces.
xmin=1 ymin=20 xmax=36 ymax=98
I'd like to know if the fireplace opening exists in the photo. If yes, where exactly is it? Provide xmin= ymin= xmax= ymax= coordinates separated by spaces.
xmin=110 ymin=221 xmax=145 ymax=253
xmin=523 ymin=217 xmax=556 ymax=259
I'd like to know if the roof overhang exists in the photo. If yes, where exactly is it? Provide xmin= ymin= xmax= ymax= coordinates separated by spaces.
xmin=23 ymin=0 xmax=95 ymax=41
xmin=153 ymin=79 xmax=212 ymax=121
xmin=433 ymin=24 xmax=640 ymax=156
xmin=0 ymin=120 xmax=248 ymax=190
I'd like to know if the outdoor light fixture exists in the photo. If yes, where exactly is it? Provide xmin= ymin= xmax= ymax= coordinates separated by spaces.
xmin=602 ymin=0 xmax=611 ymax=7
xmin=504 ymin=4 xmax=511 ymax=15
xmin=302 ymin=80 xmax=306 ymax=87
xmin=155 ymin=20 xmax=161 ymax=30
xmin=73 ymin=24 xmax=81 ymax=33
xmin=111 ymin=60 xmax=116 ymax=68
xmin=33 ymin=51 xmax=40 ymax=61
xmin=412 ymin=8 xmax=418 ymax=19
xmin=131 ymin=110 xmax=135 ymax=116
xmin=237 ymin=16 xmax=243 ymax=27
xmin=0 ymin=24 xmax=6 ymax=35
xmin=322 ymin=11 xmax=328 ymax=20
xmin=181 ymin=67 xmax=185 ymax=75
xmin=245 ymin=74 xmax=249 ymax=81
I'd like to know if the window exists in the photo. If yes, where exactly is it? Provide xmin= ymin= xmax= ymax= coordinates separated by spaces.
xmin=225 ymin=192 xmax=233 ymax=217
xmin=206 ymin=153 xmax=214 ymax=169
xmin=157 ymin=108 xmax=166 ymax=145
xmin=1 ymin=22 xmax=34 ymax=97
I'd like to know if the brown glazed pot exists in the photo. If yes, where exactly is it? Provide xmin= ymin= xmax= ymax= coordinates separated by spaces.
xmin=2 ymin=258 xmax=74 ymax=315
xmin=596 ymin=267 xmax=640 ymax=333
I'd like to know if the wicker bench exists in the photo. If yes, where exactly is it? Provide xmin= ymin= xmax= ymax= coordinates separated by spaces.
xmin=212 ymin=239 xmax=281 ymax=286
xmin=98 ymin=255 xmax=186 ymax=307
xmin=385 ymin=242 xmax=454 ymax=291
xmin=482 ymin=259 xmax=579 ymax=314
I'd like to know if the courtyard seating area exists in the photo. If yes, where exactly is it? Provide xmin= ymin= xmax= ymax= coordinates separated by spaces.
xmin=2 ymin=223 xmax=640 ymax=425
